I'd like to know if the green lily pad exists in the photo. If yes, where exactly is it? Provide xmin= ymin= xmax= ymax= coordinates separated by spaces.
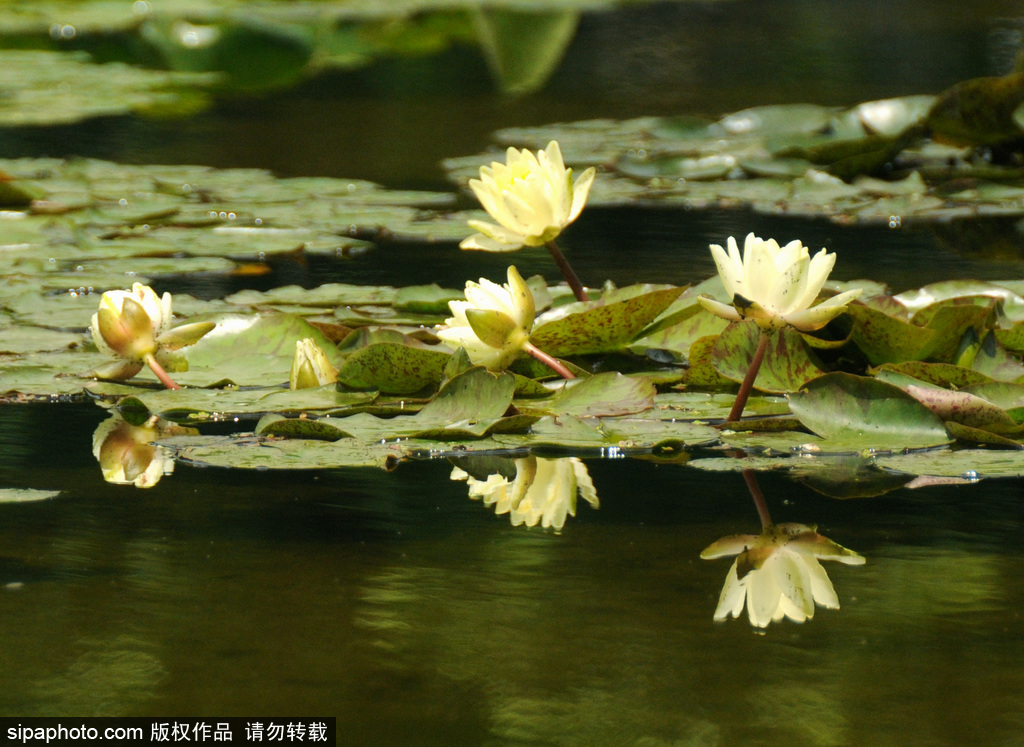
xmin=531 ymin=286 xmax=685 ymax=356
xmin=115 ymin=386 xmax=376 ymax=424
xmin=629 ymin=303 xmax=730 ymax=358
xmin=337 ymin=341 xmax=451 ymax=394
xmin=927 ymin=71 xmax=1024 ymax=147
xmin=0 ymin=50 xmax=214 ymax=127
xmin=942 ymin=421 xmax=1024 ymax=448
xmin=162 ymin=433 xmax=404 ymax=470
xmin=788 ymin=372 xmax=952 ymax=449
xmin=871 ymin=361 xmax=995 ymax=390
xmin=970 ymin=331 xmax=1024 ymax=382
xmin=712 ymin=322 xmax=828 ymax=394
xmin=177 ymin=312 xmax=341 ymax=387
xmin=875 ymin=447 xmax=1024 ymax=477
xmin=902 ymin=384 xmax=1023 ymax=435
xmin=543 ymin=372 xmax=655 ymax=418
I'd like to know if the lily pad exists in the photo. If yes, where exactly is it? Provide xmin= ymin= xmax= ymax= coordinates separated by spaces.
xmin=788 ymin=372 xmax=952 ymax=449
xmin=712 ymin=322 xmax=828 ymax=394
xmin=337 ymin=342 xmax=451 ymax=394
xmin=531 ymin=286 xmax=685 ymax=356
xmin=543 ymin=372 xmax=655 ymax=418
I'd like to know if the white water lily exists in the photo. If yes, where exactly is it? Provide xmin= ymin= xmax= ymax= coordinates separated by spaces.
xmin=451 ymin=456 xmax=599 ymax=530
xmin=461 ymin=140 xmax=596 ymax=252
xmin=698 ymin=233 xmax=862 ymax=331
xmin=290 ymin=338 xmax=338 ymax=390
xmin=701 ymin=523 xmax=865 ymax=628
xmin=435 ymin=265 xmax=535 ymax=370
xmin=89 ymin=282 xmax=213 ymax=387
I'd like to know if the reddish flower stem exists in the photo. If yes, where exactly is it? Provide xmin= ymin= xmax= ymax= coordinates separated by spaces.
xmin=727 ymin=328 xmax=770 ymax=423
xmin=523 ymin=341 xmax=576 ymax=380
xmin=145 ymin=353 xmax=181 ymax=390
xmin=545 ymin=239 xmax=588 ymax=303
xmin=742 ymin=468 xmax=774 ymax=530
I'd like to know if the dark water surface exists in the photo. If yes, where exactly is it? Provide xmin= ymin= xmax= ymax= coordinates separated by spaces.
xmin=4 ymin=1 xmax=1024 ymax=743
xmin=2 ymin=404 xmax=1024 ymax=743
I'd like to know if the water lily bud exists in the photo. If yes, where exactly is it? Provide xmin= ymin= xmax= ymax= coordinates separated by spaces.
xmin=698 ymin=233 xmax=863 ymax=331
xmin=290 ymin=338 xmax=338 ymax=390
xmin=91 ymin=284 xmax=171 ymax=361
xmin=436 ymin=266 xmax=536 ymax=370
xmin=88 ymin=283 xmax=211 ymax=387
xmin=461 ymin=140 xmax=596 ymax=252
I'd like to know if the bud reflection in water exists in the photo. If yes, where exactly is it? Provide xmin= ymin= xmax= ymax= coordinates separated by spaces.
xmin=451 ymin=455 xmax=598 ymax=530
xmin=92 ymin=415 xmax=195 ymax=488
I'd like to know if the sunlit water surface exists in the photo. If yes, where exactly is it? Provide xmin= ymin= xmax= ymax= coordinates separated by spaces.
xmin=4 ymin=0 xmax=1024 ymax=742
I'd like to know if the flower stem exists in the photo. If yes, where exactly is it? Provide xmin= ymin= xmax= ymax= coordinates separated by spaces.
xmin=545 ymin=239 xmax=588 ymax=303
xmin=742 ymin=468 xmax=773 ymax=530
xmin=144 ymin=353 xmax=181 ymax=390
xmin=727 ymin=328 xmax=770 ymax=422
xmin=523 ymin=341 xmax=576 ymax=380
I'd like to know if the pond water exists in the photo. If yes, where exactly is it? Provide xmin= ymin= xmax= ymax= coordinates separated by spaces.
xmin=3 ymin=1 xmax=1024 ymax=744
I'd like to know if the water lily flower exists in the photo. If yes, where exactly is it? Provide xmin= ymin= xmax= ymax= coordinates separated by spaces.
xmin=436 ymin=266 xmax=536 ymax=371
xmin=451 ymin=456 xmax=599 ymax=530
xmin=698 ymin=233 xmax=863 ymax=331
xmin=461 ymin=140 xmax=596 ymax=253
xmin=290 ymin=338 xmax=338 ymax=390
xmin=701 ymin=523 xmax=865 ymax=628
xmin=92 ymin=415 xmax=194 ymax=488
xmin=90 ymin=282 xmax=213 ymax=389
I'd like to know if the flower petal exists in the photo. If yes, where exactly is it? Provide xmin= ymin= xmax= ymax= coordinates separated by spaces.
xmin=460 ymin=232 xmax=524 ymax=252
xmin=781 ymin=290 xmax=862 ymax=331
xmin=700 ymin=534 xmax=758 ymax=559
xmin=713 ymin=561 xmax=747 ymax=621
xmin=697 ymin=295 xmax=742 ymax=322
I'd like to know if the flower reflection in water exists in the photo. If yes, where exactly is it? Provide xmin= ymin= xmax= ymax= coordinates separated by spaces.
xmin=701 ymin=468 xmax=864 ymax=628
xmin=702 ymin=522 xmax=865 ymax=628
xmin=451 ymin=456 xmax=598 ymax=530
xmin=92 ymin=415 xmax=195 ymax=488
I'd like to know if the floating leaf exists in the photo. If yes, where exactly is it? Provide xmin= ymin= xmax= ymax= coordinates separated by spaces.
xmin=162 ymin=433 xmax=402 ymax=470
xmin=927 ymin=71 xmax=1024 ymax=146
xmin=846 ymin=304 xmax=936 ymax=365
xmin=872 ymin=361 xmax=994 ymax=389
xmin=630 ymin=303 xmax=729 ymax=358
xmin=179 ymin=312 xmax=341 ymax=387
xmin=115 ymin=386 xmax=375 ymax=423
xmin=789 ymin=372 xmax=951 ymax=448
xmin=943 ymin=421 xmax=1023 ymax=448
xmin=903 ymin=385 xmax=1023 ymax=435
xmin=712 ymin=322 xmax=828 ymax=394
xmin=874 ymin=448 xmax=1024 ymax=477
xmin=337 ymin=342 xmax=450 ymax=394
xmin=531 ymin=287 xmax=684 ymax=356
xmin=544 ymin=372 xmax=655 ymax=418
